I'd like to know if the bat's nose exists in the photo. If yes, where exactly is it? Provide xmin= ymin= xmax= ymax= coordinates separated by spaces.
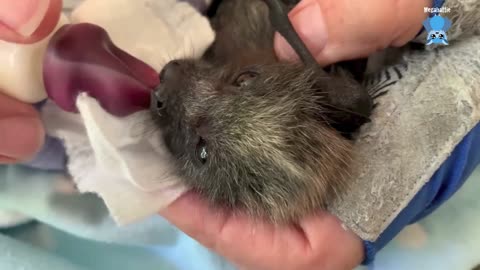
xmin=159 ymin=60 xmax=183 ymax=82
xmin=150 ymin=90 xmax=164 ymax=113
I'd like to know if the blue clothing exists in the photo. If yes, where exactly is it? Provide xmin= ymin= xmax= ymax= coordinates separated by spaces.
xmin=363 ymin=122 xmax=480 ymax=264
xmin=431 ymin=0 xmax=446 ymax=15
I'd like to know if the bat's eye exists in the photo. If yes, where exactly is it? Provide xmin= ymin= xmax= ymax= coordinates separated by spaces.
xmin=196 ymin=137 xmax=208 ymax=164
xmin=430 ymin=34 xmax=436 ymax=38
xmin=439 ymin=34 xmax=444 ymax=39
xmin=233 ymin=71 xmax=258 ymax=87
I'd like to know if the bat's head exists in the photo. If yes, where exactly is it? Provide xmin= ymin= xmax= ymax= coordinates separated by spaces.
xmin=149 ymin=56 xmax=372 ymax=222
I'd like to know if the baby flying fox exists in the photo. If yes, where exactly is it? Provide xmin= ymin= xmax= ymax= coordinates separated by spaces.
xmin=150 ymin=0 xmax=373 ymax=223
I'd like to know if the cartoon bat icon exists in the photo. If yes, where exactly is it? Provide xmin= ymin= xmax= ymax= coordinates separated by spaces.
xmin=423 ymin=14 xmax=452 ymax=45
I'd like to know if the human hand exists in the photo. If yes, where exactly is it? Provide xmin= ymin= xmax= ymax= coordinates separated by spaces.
xmin=274 ymin=0 xmax=431 ymax=66
xmin=0 ymin=0 xmax=62 ymax=163
xmin=0 ymin=0 xmax=62 ymax=43
xmin=161 ymin=192 xmax=364 ymax=270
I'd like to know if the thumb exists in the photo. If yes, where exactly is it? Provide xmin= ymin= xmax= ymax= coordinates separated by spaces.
xmin=273 ymin=0 xmax=328 ymax=63
xmin=0 ymin=0 xmax=62 ymax=44
xmin=274 ymin=0 xmax=430 ymax=66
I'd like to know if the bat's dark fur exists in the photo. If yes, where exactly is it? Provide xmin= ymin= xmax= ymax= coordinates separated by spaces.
xmin=150 ymin=0 xmax=373 ymax=223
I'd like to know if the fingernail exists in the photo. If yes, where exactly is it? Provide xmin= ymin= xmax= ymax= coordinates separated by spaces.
xmin=0 ymin=0 xmax=50 ymax=37
xmin=275 ymin=0 xmax=328 ymax=61
xmin=0 ymin=116 xmax=44 ymax=161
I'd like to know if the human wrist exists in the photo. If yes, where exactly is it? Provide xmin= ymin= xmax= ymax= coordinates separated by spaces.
xmin=317 ymin=214 xmax=365 ymax=270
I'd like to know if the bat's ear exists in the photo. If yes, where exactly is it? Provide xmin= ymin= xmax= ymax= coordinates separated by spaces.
xmin=443 ymin=17 xmax=452 ymax=31
xmin=422 ymin=17 xmax=433 ymax=32
xmin=312 ymin=68 xmax=373 ymax=137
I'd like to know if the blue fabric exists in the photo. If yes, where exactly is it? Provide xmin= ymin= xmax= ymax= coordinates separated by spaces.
xmin=364 ymin=165 xmax=480 ymax=270
xmin=430 ymin=0 xmax=446 ymax=15
xmin=432 ymin=0 xmax=446 ymax=14
xmin=21 ymin=101 xmax=67 ymax=171
xmin=363 ymin=122 xmax=480 ymax=264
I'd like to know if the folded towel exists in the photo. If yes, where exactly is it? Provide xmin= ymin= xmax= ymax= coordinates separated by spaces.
xmin=41 ymin=97 xmax=188 ymax=224
xmin=330 ymin=34 xmax=480 ymax=241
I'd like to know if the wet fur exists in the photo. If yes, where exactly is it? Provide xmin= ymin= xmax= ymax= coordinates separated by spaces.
xmin=151 ymin=0 xmax=371 ymax=223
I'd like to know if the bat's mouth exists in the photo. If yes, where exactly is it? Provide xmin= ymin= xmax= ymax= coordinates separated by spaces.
xmin=150 ymin=90 xmax=165 ymax=116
